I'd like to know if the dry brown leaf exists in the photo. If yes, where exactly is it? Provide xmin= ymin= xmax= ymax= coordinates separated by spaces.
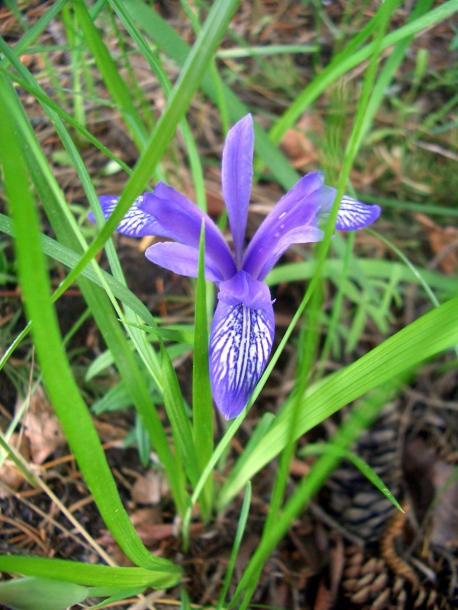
xmin=17 ymin=387 xmax=66 ymax=464
xmin=290 ymin=457 xmax=311 ymax=477
xmin=416 ymin=213 xmax=458 ymax=274
xmin=313 ymin=581 xmax=334 ymax=610
xmin=0 ymin=433 xmax=30 ymax=498
xmin=98 ymin=506 xmax=203 ymax=548
xmin=131 ymin=469 xmax=169 ymax=505
xmin=280 ymin=127 xmax=317 ymax=168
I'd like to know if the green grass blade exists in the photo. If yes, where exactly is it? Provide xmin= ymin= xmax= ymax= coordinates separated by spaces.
xmin=0 ymin=213 xmax=156 ymax=326
xmin=369 ymin=228 xmax=440 ymax=308
xmin=0 ymin=76 xmax=180 ymax=581
xmin=120 ymin=0 xmax=300 ymax=190
xmin=192 ymin=224 xmax=213 ymax=520
xmin=0 ymin=0 xmax=69 ymax=71
xmin=219 ymin=294 xmax=458 ymax=506
xmin=0 ymin=577 xmax=88 ymax=610
xmin=50 ymin=0 xmax=242 ymax=301
xmin=108 ymin=0 xmax=207 ymax=213
xmin=0 ymin=76 xmax=185 ymax=516
xmin=232 ymin=382 xmax=405 ymax=602
xmin=217 ymin=483 xmax=252 ymax=609
xmin=160 ymin=342 xmax=200 ymax=490
xmin=299 ymin=443 xmax=403 ymax=512
xmin=71 ymin=0 xmax=148 ymax=149
xmin=269 ymin=0 xmax=458 ymax=145
xmin=0 ymin=557 xmax=179 ymax=589
xmin=266 ymin=259 xmax=458 ymax=298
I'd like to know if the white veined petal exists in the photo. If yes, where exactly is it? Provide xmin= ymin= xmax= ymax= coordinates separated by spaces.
xmin=336 ymin=196 xmax=381 ymax=231
xmin=91 ymin=195 xmax=163 ymax=238
xmin=209 ymin=303 xmax=274 ymax=420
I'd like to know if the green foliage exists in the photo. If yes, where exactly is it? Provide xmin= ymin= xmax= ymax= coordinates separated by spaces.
xmin=0 ymin=0 xmax=457 ymax=607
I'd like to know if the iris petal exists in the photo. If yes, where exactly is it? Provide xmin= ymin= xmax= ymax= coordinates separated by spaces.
xmin=141 ymin=183 xmax=236 ymax=280
xmin=209 ymin=298 xmax=274 ymax=420
xmin=145 ymin=242 xmax=224 ymax=282
xmin=257 ymin=226 xmax=324 ymax=280
xmin=335 ymin=196 xmax=381 ymax=231
xmin=88 ymin=195 xmax=168 ymax=238
xmin=222 ymin=115 xmax=254 ymax=268
xmin=243 ymin=173 xmax=334 ymax=279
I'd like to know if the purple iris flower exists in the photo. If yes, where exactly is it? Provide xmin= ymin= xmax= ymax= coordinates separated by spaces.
xmin=89 ymin=114 xmax=380 ymax=419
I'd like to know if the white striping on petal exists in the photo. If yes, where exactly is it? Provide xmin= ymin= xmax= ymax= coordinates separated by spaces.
xmin=210 ymin=304 xmax=273 ymax=418
xmin=336 ymin=196 xmax=381 ymax=231
xmin=98 ymin=195 xmax=153 ymax=237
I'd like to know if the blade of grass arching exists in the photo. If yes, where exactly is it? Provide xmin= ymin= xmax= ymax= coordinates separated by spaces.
xmin=0 ymin=82 xmax=181 ymax=581
xmin=369 ymin=229 xmax=440 ymax=308
xmin=0 ymin=577 xmax=89 ymax=610
xmin=216 ymin=483 xmax=251 ymax=610
xmin=267 ymin=0 xmax=397 ymax=145
xmin=0 ymin=214 xmax=157 ymax=327
xmin=360 ymin=194 xmax=458 ymax=218
xmin=299 ymin=444 xmax=403 ymax=512
xmin=357 ymin=0 xmax=434 ymax=145
xmin=52 ymin=0 xmax=242 ymax=301
xmin=191 ymin=224 xmax=213 ymax=523
xmin=160 ymin=341 xmax=200 ymax=491
xmin=108 ymin=0 xmax=207 ymax=213
xmin=71 ymin=0 xmax=148 ymax=150
xmin=268 ymin=0 xmax=458 ymax=145
xmin=107 ymin=6 xmax=156 ymax=133
xmin=266 ymin=258 xmax=458 ymax=298
xmin=4 ymin=72 xmax=132 ymax=175
xmin=232 ymin=381 xmax=404 ymax=604
xmin=0 ymin=556 xmax=180 ymax=589
xmin=0 ymin=0 xmax=69 ymax=72
xmin=216 ymin=44 xmax=318 ymax=58
xmin=316 ymin=232 xmax=355 ymax=380
xmin=122 ymin=0 xmax=300 ymax=191
xmin=1 ymin=76 xmax=188 ymax=516
xmin=61 ymin=4 xmax=86 ymax=131
xmin=6 ymin=80 xmax=187 ymax=521
xmin=246 ymin=0 xmax=397 ymax=574
xmin=219 ymin=294 xmax=458 ymax=507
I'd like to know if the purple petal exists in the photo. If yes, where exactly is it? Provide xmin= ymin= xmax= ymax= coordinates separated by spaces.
xmin=145 ymin=242 xmax=224 ymax=282
xmin=256 ymin=226 xmax=324 ymax=280
xmin=88 ymin=195 xmax=165 ymax=238
xmin=141 ymin=183 xmax=236 ymax=280
xmin=222 ymin=115 xmax=254 ymax=268
xmin=335 ymin=196 xmax=381 ymax=231
xmin=209 ymin=275 xmax=274 ymax=419
xmin=217 ymin=270 xmax=273 ymax=309
xmin=243 ymin=172 xmax=334 ymax=279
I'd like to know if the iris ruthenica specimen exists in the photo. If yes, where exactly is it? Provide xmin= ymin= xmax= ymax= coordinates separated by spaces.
xmin=90 ymin=115 xmax=380 ymax=419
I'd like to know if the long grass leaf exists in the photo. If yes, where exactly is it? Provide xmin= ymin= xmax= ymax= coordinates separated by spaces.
xmin=71 ymin=0 xmax=148 ymax=149
xmin=123 ymin=0 xmax=300 ymax=191
xmin=219 ymin=294 xmax=458 ymax=506
xmin=54 ymin=0 xmax=242 ymax=298
xmin=266 ymin=259 xmax=458 ymax=297
xmin=192 ymin=224 xmax=213 ymax=520
xmin=0 ymin=76 xmax=181 ymax=581
xmin=1 ymin=77 xmax=185 ymax=516
xmin=269 ymin=0 xmax=458 ymax=145
xmin=0 ymin=556 xmax=179 ymax=589
xmin=232 ymin=381 xmax=405 ymax=601
xmin=160 ymin=342 xmax=200 ymax=489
